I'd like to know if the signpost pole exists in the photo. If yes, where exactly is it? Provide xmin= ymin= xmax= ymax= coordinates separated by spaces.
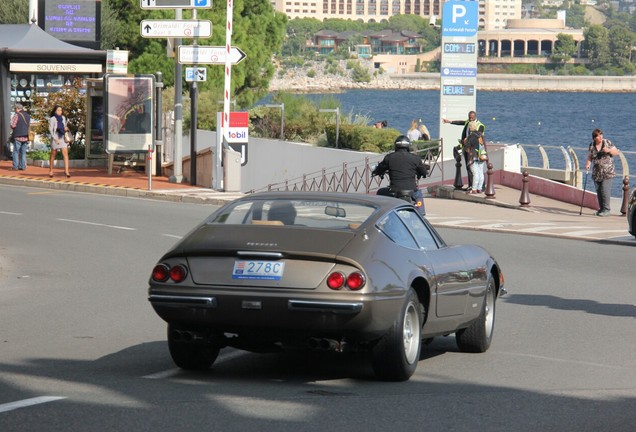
xmin=220 ymin=0 xmax=234 ymax=191
xmin=155 ymin=71 xmax=163 ymax=176
xmin=170 ymin=8 xmax=184 ymax=184
xmin=190 ymin=9 xmax=198 ymax=186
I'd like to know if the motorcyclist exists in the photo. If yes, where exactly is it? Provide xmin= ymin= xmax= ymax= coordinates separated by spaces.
xmin=372 ymin=135 xmax=429 ymax=214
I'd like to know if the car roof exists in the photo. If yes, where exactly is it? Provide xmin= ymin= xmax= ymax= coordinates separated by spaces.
xmin=241 ymin=191 xmax=407 ymax=212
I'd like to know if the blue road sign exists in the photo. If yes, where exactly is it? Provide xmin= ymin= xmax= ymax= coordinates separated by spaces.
xmin=442 ymin=0 xmax=478 ymax=37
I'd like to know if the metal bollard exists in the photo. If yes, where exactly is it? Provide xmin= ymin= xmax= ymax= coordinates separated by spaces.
xmin=453 ymin=145 xmax=464 ymax=190
xmin=620 ymin=176 xmax=630 ymax=215
xmin=485 ymin=161 xmax=496 ymax=199
xmin=519 ymin=170 xmax=531 ymax=207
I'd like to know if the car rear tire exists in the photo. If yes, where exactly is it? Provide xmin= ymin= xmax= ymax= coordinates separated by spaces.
xmin=456 ymin=277 xmax=496 ymax=353
xmin=371 ymin=288 xmax=422 ymax=381
xmin=167 ymin=325 xmax=220 ymax=371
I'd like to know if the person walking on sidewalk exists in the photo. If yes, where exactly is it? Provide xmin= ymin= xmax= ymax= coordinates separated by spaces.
xmin=585 ymin=128 xmax=619 ymax=216
xmin=443 ymin=111 xmax=485 ymax=191
xmin=48 ymin=105 xmax=71 ymax=178
xmin=10 ymin=103 xmax=31 ymax=171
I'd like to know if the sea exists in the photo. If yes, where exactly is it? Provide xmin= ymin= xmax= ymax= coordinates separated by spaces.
xmin=260 ymin=89 xmax=635 ymax=197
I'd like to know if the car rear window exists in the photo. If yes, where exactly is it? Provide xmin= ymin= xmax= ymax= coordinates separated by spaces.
xmin=208 ymin=199 xmax=377 ymax=230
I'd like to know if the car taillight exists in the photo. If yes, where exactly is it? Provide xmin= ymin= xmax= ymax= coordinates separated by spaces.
xmin=327 ymin=272 xmax=345 ymax=290
xmin=169 ymin=265 xmax=188 ymax=283
xmin=327 ymin=271 xmax=365 ymax=290
xmin=346 ymin=272 xmax=366 ymax=290
xmin=152 ymin=264 xmax=170 ymax=282
xmin=152 ymin=263 xmax=188 ymax=283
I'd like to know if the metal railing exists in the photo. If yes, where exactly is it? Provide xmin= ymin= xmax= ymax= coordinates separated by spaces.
xmin=249 ymin=139 xmax=444 ymax=194
xmin=517 ymin=143 xmax=634 ymax=196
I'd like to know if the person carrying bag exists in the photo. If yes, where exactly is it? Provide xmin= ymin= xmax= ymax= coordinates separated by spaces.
xmin=9 ymin=103 xmax=31 ymax=171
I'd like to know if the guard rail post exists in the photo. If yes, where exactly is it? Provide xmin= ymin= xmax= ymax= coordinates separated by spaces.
xmin=453 ymin=145 xmax=464 ymax=190
xmin=485 ymin=161 xmax=496 ymax=199
xmin=519 ymin=170 xmax=531 ymax=207
xmin=621 ymin=176 xmax=630 ymax=215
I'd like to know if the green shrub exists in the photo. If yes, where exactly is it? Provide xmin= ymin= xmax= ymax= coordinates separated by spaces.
xmin=351 ymin=62 xmax=371 ymax=82
xmin=307 ymin=69 xmax=316 ymax=78
xmin=28 ymin=149 xmax=50 ymax=160
xmin=324 ymin=124 xmax=399 ymax=152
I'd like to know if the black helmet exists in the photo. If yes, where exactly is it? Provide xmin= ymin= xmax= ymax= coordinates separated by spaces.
xmin=394 ymin=135 xmax=411 ymax=150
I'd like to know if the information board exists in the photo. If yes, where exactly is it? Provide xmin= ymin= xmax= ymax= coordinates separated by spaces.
xmin=439 ymin=0 xmax=479 ymax=161
xmin=38 ymin=0 xmax=101 ymax=49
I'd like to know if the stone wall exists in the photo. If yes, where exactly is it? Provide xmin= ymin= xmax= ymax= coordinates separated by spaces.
xmin=269 ymin=72 xmax=636 ymax=93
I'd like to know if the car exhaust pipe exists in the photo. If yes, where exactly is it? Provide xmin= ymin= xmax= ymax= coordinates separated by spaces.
xmin=319 ymin=338 xmax=339 ymax=350
xmin=307 ymin=338 xmax=345 ymax=352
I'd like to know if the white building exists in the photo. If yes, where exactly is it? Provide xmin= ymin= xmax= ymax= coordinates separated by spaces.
xmin=480 ymin=0 xmax=523 ymax=30
xmin=270 ymin=0 xmax=522 ymax=30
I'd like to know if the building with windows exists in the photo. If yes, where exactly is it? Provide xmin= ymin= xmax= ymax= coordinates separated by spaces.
xmin=480 ymin=0 xmax=523 ymax=30
xmin=270 ymin=0 xmax=443 ymax=22
xmin=271 ymin=0 xmax=521 ymax=28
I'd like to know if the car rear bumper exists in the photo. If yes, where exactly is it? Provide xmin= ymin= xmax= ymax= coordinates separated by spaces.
xmin=148 ymin=288 xmax=402 ymax=337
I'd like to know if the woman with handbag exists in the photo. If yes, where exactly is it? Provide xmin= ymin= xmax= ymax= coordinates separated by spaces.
xmin=48 ymin=105 xmax=71 ymax=178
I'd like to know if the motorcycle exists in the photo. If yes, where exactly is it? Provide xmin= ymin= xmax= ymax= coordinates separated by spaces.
xmin=373 ymin=173 xmax=426 ymax=216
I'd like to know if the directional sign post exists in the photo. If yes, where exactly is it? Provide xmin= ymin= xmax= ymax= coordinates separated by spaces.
xmin=140 ymin=0 xmax=212 ymax=9
xmin=141 ymin=20 xmax=211 ymax=38
xmin=439 ymin=0 xmax=479 ymax=162
xmin=178 ymin=46 xmax=247 ymax=65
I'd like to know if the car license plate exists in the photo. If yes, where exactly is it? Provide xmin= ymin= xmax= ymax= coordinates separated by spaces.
xmin=232 ymin=260 xmax=285 ymax=280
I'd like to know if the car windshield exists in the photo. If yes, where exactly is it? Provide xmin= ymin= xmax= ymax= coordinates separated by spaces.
xmin=208 ymin=198 xmax=377 ymax=230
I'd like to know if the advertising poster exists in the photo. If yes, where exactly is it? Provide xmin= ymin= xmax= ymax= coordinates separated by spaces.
xmin=104 ymin=75 xmax=154 ymax=153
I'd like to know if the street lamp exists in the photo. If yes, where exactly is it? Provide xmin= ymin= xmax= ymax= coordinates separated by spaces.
xmin=319 ymin=107 xmax=340 ymax=149
xmin=265 ymin=103 xmax=285 ymax=139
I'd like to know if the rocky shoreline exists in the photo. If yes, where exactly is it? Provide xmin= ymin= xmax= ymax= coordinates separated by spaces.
xmin=268 ymin=72 xmax=636 ymax=93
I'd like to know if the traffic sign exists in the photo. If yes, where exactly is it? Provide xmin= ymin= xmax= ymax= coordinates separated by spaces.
xmin=139 ymin=0 xmax=212 ymax=9
xmin=178 ymin=46 xmax=247 ymax=65
xmin=140 ymin=20 xmax=211 ymax=38
xmin=185 ymin=67 xmax=207 ymax=82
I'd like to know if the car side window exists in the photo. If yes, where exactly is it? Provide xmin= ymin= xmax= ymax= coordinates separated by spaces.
xmin=376 ymin=211 xmax=418 ymax=249
xmin=396 ymin=208 xmax=439 ymax=250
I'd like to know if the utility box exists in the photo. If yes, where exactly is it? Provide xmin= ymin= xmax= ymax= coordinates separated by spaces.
xmin=223 ymin=147 xmax=242 ymax=192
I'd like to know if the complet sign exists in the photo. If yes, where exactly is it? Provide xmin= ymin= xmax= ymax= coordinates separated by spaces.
xmin=178 ymin=46 xmax=246 ymax=65
xmin=140 ymin=20 xmax=211 ymax=38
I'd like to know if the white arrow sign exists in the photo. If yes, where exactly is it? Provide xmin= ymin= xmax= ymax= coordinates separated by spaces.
xmin=139 ymin=0 xmax=212 ymax=9
xmin=178 ymin=46 xmax=247 ymax=65
xmin=141 ymin=20 xmax=211 ymax=38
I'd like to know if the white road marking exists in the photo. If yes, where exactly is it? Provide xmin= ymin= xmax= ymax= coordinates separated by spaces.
xmin=563 ymin=229 xmax=628 ymax=236
xmin=0 ymin=211 xmax=22 ymax=216
xmin=56 ymin=218 xmax=136 ymax=231
xmin=143 ymin=369 xmax=181 ymax=380
xmin=435 ymin=219 xmax=487 ymax=226
xmin=519 ymin=225 xmax=591 ymax=233
xmin=500 ymin=351 xmax=630 ymax=370
xmin=161 ymin=234 xmax=183 ymax=239
xmin=0 ymin=396 xmax=66 ymax=413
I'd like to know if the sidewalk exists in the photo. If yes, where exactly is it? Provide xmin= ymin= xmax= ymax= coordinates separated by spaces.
xmin=1 ymin=160 xmax=633 ymax=245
